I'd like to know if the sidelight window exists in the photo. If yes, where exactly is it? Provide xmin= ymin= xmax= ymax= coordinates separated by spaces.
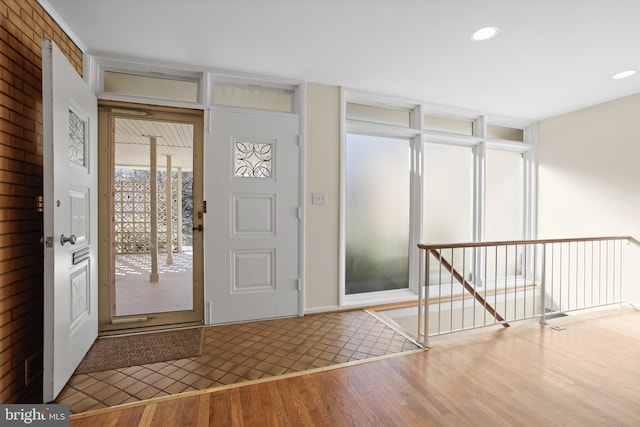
xmin=345 ymin=134 xmax=411 ymax=295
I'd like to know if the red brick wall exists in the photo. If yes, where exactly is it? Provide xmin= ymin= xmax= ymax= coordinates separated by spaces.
xmin=0 ymin=0 xmax=83 ymax=403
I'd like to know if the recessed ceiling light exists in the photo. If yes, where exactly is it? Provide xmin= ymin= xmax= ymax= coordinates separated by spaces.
xmin=612 ymin=69 xmax=637 ymax=80
xmin=470 ymin=26 xmax=500 ymax=41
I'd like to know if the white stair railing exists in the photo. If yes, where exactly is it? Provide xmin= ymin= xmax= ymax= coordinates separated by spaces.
xmin=417 ymin=236 xmax=632 ymax=346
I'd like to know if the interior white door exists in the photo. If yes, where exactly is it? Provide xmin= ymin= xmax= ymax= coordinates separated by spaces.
xmin=42 ymin=39 xmax=98 ymax=402
xmin=207 ymin=109 xmax=300 ymax=323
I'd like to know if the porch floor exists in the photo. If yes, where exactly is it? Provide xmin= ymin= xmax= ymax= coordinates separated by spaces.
xmin=115 ymin=252 xmax=193 ymax=316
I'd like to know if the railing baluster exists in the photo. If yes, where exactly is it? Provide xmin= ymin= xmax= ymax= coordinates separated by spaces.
xmin=418 ymin=248 xmax=424 ymax=344
xmin=493 ymin=245 xmax=498 ymax=323
xmin=591 ymin=241 xmax=595 ymax=307
xmin=567 ymin=241 xmax=571 ymax=311
xmin=450 ymin=248 xmax=454 ymax=332
xmin=612 ymin=240 xmax=616 ymax=304
xmin=504 ymin=245 xmax=508 ymax=320
xmin=512 ymin=244 xmax=516 ymax=320
xmin=619 ymin=240 xmax=624 ymax=303
xmin=532 ymin=243 xmax=537 ymax=318
xmin=438 ymin=249 xmax=442 ymax=335
xmin=560 ymin=242 xmax=564 ymax=312
xmin=598 ymin=241 xmax=602 ymax=305
xmin=462 ymin=248 xmax=466 ymax=329
xmin=606 ymin=240 xmax=610 ymax=304
xmin=583 ymin=241 xmax=587 ymax=309
xmin=545 ymin=243 xmax=556 ymax=312
xmin=523 ymin=243 xmax=528 ymax=319
xmin=424 ymin=249 xmax=429 ymax=346
xmin=540 ymin=243 xmax=553 ymax=324
xmin=483 ymin=246 xmax=488 ymax=325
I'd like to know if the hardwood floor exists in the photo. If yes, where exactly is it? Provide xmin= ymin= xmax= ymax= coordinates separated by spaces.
xmin=70 ymin=306 xmax=640 ymax=426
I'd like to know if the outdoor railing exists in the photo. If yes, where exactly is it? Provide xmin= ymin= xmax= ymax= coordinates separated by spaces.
xmin=417 ymin=236 xmax=633 ymax=346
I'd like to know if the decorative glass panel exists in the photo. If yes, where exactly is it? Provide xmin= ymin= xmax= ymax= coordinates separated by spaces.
xmin=235 ymin=141 xmax=272 ymax=178
xmin=69 ymin=109 xmax=86 ymax=167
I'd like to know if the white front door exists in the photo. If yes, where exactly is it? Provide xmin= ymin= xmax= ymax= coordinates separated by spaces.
xmin=207 ymin=109 xmax=300 ymax=323
xmin=42 ymin=39 xmax=98 ymax=402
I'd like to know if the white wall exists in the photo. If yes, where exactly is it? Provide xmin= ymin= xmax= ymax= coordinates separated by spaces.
xmin=537 ymin=92 xmax=640 ymax=304
xmin=304 ymin=83 xmax=341 ymax=310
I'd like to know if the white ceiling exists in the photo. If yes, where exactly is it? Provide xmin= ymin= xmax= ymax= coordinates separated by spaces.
xmin=46 ymin=0 xmax=640 ymax=120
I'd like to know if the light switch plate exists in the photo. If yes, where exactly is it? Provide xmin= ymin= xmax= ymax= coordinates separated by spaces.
xmin=312 ymin=192 xmax=327 ymax=205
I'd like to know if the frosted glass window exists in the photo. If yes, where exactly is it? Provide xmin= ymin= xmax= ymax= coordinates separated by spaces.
xmin=487 ymin=124 xmax=524 ymax=142
xmin=485 ymin=150 xmax=524 ymax=279
xmin=424 ymin=115 xmax=474 ymax=136
xmin=346 ymin=103 xmax=411 ymax=127
xmin=345 ymin=134 xmax=410 ymax=294
xmin=423 ymin=144 xmax=474 ymax=283
xmin=214 ymin=85 xmax=293 ymax=113
xmin=423 ymin=144 xmax=473 ymax=243
xmin=104 ymin=71 xmax=199 ymax=103
xmin=485 ymin=150 xmax=523 ymax=240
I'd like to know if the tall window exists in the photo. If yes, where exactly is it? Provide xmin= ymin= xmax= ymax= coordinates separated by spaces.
xmin=423 ymin=143 xmax=474 ymax=243
xmin=485 ymin=149 xmax=524 ymax=241
xmin=485 ymin=149 xmax=525 ymax=279
xmin=345 ymin=134 xmax=411 ymax=294
xmin=423 ymin=143 xmax=474 ymax=282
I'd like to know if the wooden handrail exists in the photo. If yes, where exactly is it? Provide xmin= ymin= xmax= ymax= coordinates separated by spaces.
xmin=418 ymin=236 xmax=632 ymax=251
xmin=427 ymin=249 xmax=509 ymax=327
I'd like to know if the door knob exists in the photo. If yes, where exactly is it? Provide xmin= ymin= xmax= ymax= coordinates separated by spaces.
xmin=60 ymin=234 xmax=77 ymax=245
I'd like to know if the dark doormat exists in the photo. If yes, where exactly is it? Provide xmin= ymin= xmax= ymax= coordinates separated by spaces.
xmin=75 ymin=327 xmax=203 ymax=374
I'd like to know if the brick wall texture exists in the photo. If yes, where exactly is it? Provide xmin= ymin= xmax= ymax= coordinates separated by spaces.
xmin=0 ymin=0 xmax=83 ymax=403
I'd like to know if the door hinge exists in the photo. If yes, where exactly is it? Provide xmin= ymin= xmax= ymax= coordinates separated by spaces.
xmin=296 ymin=278 xmax=301 ymax=291
xmin=296 ymin=206 xmax=302 ymax=219
xmin=297 ymin=134 xmax=301 ymax=146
